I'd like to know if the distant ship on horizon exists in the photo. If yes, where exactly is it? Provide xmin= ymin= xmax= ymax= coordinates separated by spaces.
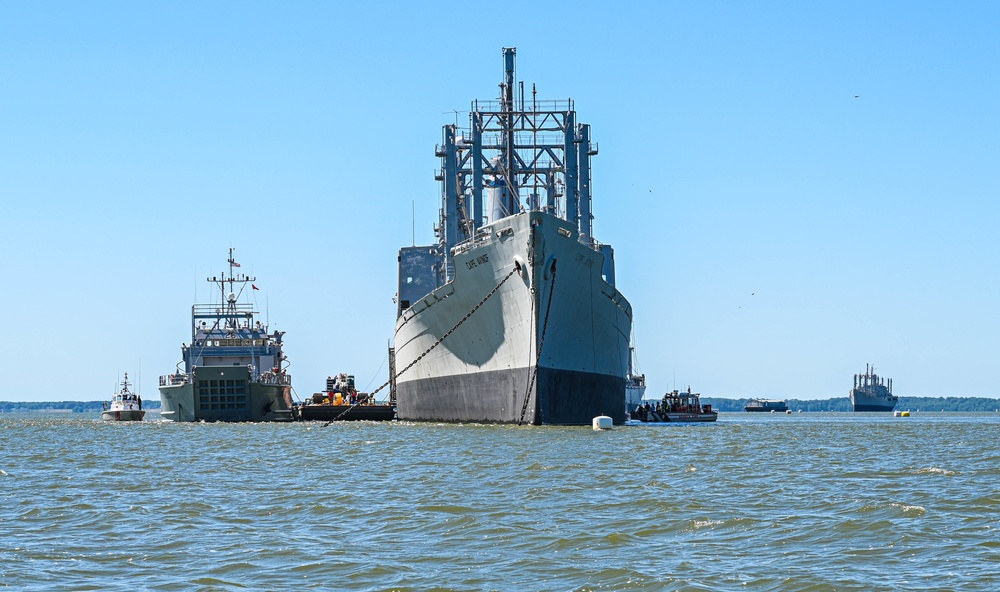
xmin=850 ymin=363 xmax=897 ymax=412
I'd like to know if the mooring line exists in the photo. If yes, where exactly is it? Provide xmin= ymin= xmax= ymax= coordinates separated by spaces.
xmin=518 ymin=259 xmax=556 ymax=426
xmin=324 ymin=264 xmax=520 ymax=427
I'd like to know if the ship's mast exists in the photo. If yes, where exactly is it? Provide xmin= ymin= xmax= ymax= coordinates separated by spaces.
xmin=500 ymin=46 xmax=518 ymax=216
xmin=430 ymin=48 xmax=604 ymax=283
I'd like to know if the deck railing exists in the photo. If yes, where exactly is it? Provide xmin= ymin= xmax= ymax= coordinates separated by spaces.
xmin=258 ymin=372 xmax=292 ymax=386
xmin=159 ymin=374 xmax=190 ymax=386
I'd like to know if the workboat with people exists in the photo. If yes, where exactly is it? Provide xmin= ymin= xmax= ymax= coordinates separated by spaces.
xmin=627 ymin=388 xmax=718 ymax=424
xmin=850 ymin=363 xmax=897 ymax=412
xmin=393 ymin=48 xmax=632 ymax=425
xmin=297 ymin=373 xmax=396 ymax=422
xmin=158 ymin=249 xmax=294 ymax=422
xmin=101 ymin=373 xmax=145 ymax=422
xmin=744 ymin=398 xmax=788 ymax=413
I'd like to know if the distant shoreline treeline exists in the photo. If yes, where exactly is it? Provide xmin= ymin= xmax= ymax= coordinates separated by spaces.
xmin=701 ymin=397 xmax=1000 ymax=413
xmin=3 ymin=397 xmax=999 ymax=414
xmin=0 ymin=400 xmax=163 ymax=413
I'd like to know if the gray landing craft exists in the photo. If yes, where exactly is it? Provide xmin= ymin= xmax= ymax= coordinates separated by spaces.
xmin=393 ymin=48 xmax=632 ymax=425
xmin=850 ymin=363 xmax=897 ymax=412
xmin=158 ymin=250 xmax=294 ymax=422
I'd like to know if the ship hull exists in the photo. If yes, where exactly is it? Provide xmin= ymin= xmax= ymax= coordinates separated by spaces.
xmin=396 ymin=366 xmax=625 ymax=425
xmin=101 ymin=409 xmax=145 ymax=421
xmin=626 ymin=413 xmax=718 ymax=424
xmin=158 ymin=366 xmax=294 ymax=422
xmin=850 ymin=389 xmax=897 ymax=412
xmin=394 ymin=212 xmax=631 ymax=425
xmin=298 ymin=404 xmax=396 ymax=422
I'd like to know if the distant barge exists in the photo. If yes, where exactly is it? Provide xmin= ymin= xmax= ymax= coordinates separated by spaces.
xmin=744 ymin=398 xmax=788 ymax=413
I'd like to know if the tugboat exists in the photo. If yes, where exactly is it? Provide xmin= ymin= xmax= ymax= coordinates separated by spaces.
xmin=102 ymin=373 xmax=145 ymax=422
xmin=297 ymin=373 xmax=396 ymax=422
xmin=158 ymin=249 xmax=294 ymax=422
xmin=627 ymin=388 xmax=718 ymax=424
xmin=744 ymin=398 xmax=788 ymax=413
xmin=850 ymin=364 xmax=897 ymax=412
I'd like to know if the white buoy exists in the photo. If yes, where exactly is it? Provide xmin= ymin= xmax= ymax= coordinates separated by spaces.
xmin=592 ymin=415 xmax=613 ymax=430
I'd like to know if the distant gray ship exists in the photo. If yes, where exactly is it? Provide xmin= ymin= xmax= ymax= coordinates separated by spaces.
xmin=158 ymin=249 xmax=294 ymax=422
xmin=392 ymin=48 xmax=632 ymax=425
xmin=850 ymin=364 xmax=897 ymax=412
xmin=744 ymin=399 xmax=788 ymax=413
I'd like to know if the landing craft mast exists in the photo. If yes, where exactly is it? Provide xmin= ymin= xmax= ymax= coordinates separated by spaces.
xmin=207 ymin=247 xmax=256 ymax=334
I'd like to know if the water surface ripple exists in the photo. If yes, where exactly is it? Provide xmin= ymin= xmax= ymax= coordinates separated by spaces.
xmin=2 ymin=412 xmax=998 ymax=590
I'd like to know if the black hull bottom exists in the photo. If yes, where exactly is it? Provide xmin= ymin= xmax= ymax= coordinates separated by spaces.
xmin=298 ymin=404 xmax=396 ymax=422
xmin=396 ymin=366 xmax=626 ymax=425
xmin=853 ymin=405 xmax=897 ymax=412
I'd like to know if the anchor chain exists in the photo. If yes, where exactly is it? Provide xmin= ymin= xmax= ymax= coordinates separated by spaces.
xmin=518 ymin=260 xmax=557 ymax=425
xmin=325 ymin=263 xmax=520 ymax=426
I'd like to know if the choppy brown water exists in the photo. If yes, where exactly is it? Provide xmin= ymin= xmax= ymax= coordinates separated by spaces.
xmin=2 ymin=412 xmax=999 ymax=591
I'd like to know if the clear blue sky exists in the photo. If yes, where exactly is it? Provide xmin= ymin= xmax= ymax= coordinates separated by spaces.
xmin=2 ymin=1 xmax=997 ymax=402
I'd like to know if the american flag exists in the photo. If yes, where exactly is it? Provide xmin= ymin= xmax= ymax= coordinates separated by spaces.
xmin=231 ymin=261 xmax=241 ymax=267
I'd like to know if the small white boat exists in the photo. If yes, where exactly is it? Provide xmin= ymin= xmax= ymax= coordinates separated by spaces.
xmin=102 ymin=373 xmax=146 ymax=422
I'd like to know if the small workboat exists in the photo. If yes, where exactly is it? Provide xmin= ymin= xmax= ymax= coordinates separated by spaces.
xmin=626 ymin=388 xmax=718 ymax=424
xmin=102 ymin=373 xmax=146 ymax=422
xmin=297 ymin=373 xmax=396 ymax=422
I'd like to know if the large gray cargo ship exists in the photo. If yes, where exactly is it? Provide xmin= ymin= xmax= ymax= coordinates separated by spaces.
xmin=393 ymin=48 xmax=632 ymax=425
xmin=850 ymin=363 xmax=897 ymax=412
